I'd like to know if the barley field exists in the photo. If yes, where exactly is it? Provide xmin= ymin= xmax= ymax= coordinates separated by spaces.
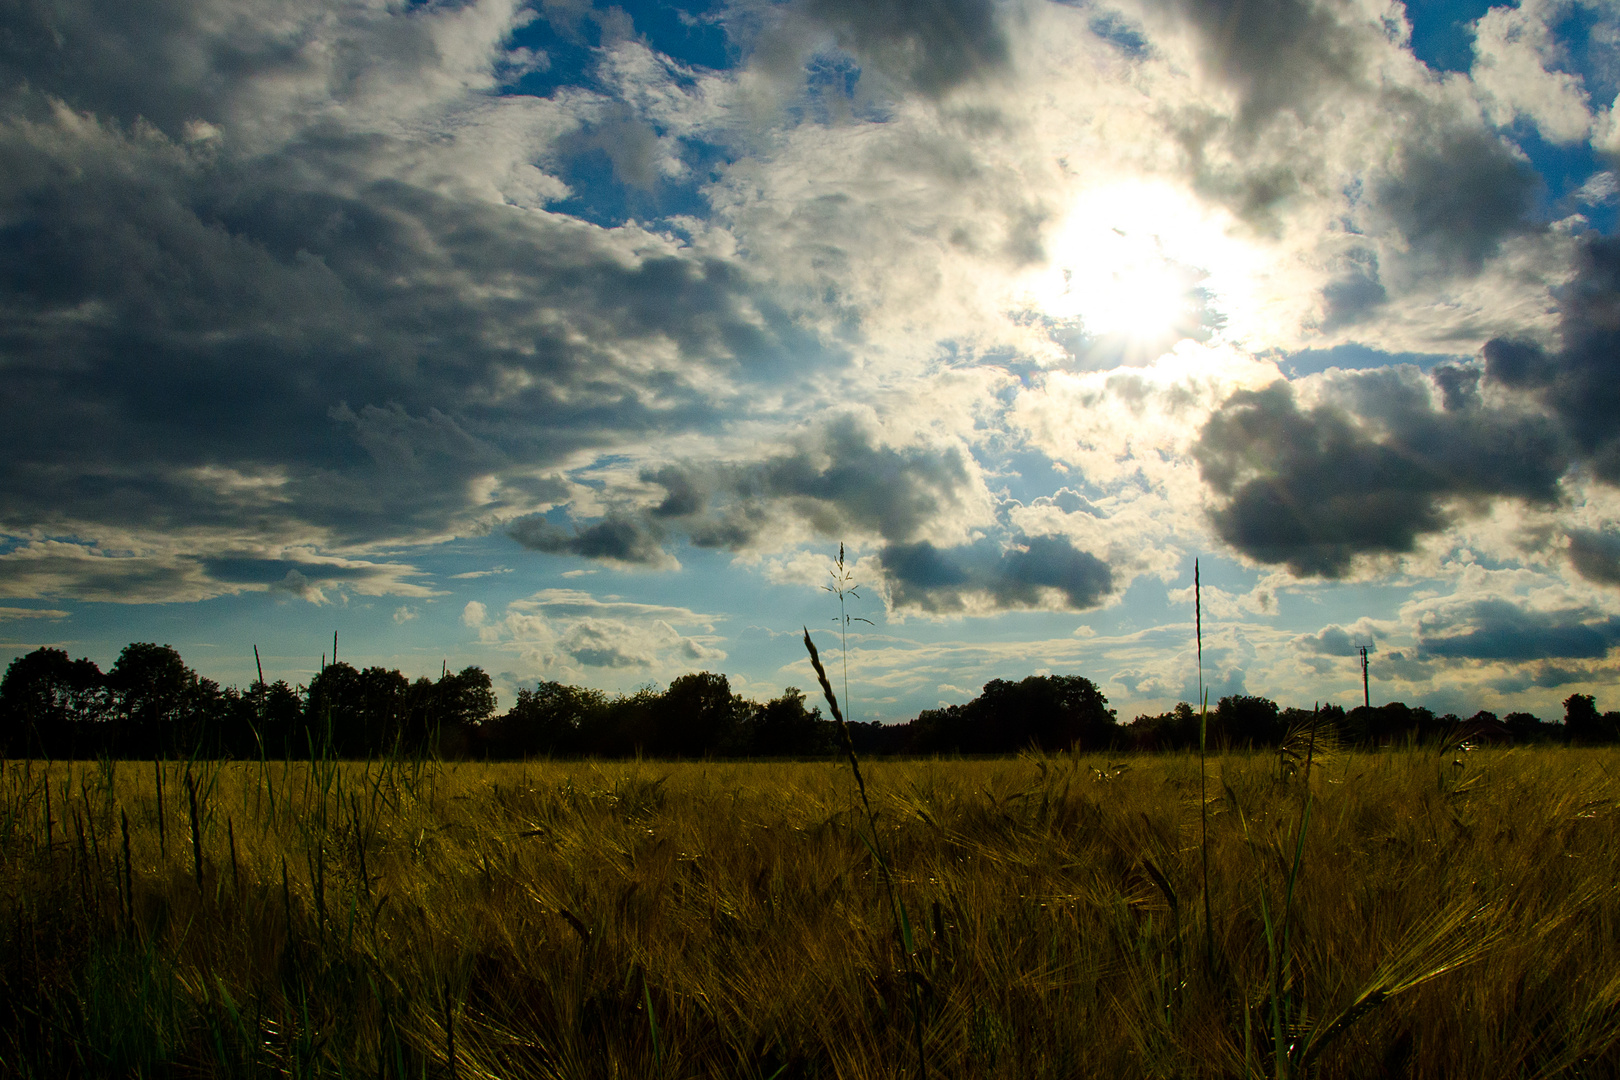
xmin=2 ymin=747 xmax=1618 ymax=1078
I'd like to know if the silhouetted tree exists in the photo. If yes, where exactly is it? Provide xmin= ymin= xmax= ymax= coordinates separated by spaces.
xmin=248 ymin=679 xmax=306 ymax=758
xmin=107 ymin=643 xmax=211 ymax=757
xmin=1215 ymin=695 xmax=1284 ymax=747
xmin=912 ymin=675 xmax=1117 ymax=754
xmin=1126 ymin=702 xmax=1201 ymax=751
xmin=745 ymin=687 xmax=832 ymax=757
xmin=0 ymin=648 xmax=110 ymax=757
xmin=1502 ymin=710 xmax=1554 ymax=743
xmin=1343 ymin=701 xmax=1434 ymax=747
xmin=1564 ymin=694 xmax=1606 ymax=744
xmin=652 ymin=672 xmax=742 ymax=758
xmin=306 ymin=664 xmax=411 ymax=756
xmin=486 ymin=681 xmax=607 ymax=757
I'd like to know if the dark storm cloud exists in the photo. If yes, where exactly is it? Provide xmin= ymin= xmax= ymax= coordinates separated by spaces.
xmin=511 ymin=415 xmax=984 ymax=568
xmin=515 ymin=418 xmax=1108 ymax=614
xmin=642 ymin=415 xmax=981 ymax=548
xmin=1319 ymin=257 xmax=1387 ymax=329
xmin=1368 ymin=128 xmax=1538 ymax=277
xmin=1484 ymin=237 xmax=1620 ymax=484
xmin=570 ymin=643 xmax=644 ymax=668
xmin=1195 ymin=371 xmax=1568 ymax=577
xmin=0 ymin=53 xmax=831 ymax=600
xmin=1491 ymin=663 xmax=1602 ymax=693
xmin=509 ymin=515 xmax=671 ymax=566
xmin=752 ymin=416 xmax=978 ymax=542
xmin=0 ymin=0 xmax=280 ymax=137
xmin=1144 ymin=0 xmax=1368 ymax=128
xmin=1568 ymin=530 xmax=1620 ymax=587
xmin=879 ymin=535 xmax=1113 ymax=613
xmin=799 ymin=0 xmax=1012 ymax=98
xmin=1417 ymin=600 xmax=1620 ymax=662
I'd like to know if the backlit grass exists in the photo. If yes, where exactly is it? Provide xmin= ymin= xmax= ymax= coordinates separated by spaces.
xmin=2 ymin=747 xmax=1618 ymax=1077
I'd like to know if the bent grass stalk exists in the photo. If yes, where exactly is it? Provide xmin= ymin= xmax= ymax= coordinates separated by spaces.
xmin=1196 ymin=558 xmax=1214 ymax=980
xmin=803 ymin=626 xmax=928 ymax=1080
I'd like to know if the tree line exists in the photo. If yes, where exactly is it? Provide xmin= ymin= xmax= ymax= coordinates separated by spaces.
xmin=0 ymin=643 xmax=1614 ymax=760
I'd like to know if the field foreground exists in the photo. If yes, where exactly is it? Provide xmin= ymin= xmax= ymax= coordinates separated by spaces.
xmin=2 ymin=748 xmax=1619 ymax=1078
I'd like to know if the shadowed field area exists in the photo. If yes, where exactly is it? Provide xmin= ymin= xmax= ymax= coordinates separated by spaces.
xmin=2 ymin=748 xmax=1618 ymax=1077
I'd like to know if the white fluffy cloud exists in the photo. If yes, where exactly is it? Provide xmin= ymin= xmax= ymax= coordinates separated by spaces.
xmin=473 ymin=588 xmax=727 ymax=686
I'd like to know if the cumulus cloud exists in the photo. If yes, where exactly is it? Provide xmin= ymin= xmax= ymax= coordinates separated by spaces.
xmin=1417 ymin=599 xmax=1620 ymax=662
xmin=795 ymin=0 xmax=1013 ymax=99
xmin=0 ymin=0 xmax=1615 ymax=720
xmin=509 ymin=514 xmax=676 ymax=568
xmin=1484 ymin=237 xmax=1620 ymax=484
xmin=1292 ymin=624 xmax=1359 ymax=657
xmin=1366 ymin=128 xmax=1538 ymax=278
xmin=642 ymin=414 xmax=991 ymax=548
xmin=0 ymin=5 xmax=826 ymax=602
xmin=1195 ymin=369 xmax=1568 ymax=577
xmin=1140 ymin=0 xmax=1379 ymax=130
xmin=879 ymin=535 xmax=1114 ymax=615
xmin=475 ymin=588 xmax=726 ymax=684
xmin=1568 ymin=529 xmax=1620 ymax=586
xmin=1470 ymin=0 xmax=1594 ymax=144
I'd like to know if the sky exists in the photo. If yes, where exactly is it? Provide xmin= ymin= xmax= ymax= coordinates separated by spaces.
xmin=3 ymin=0 xmax=1620 ymax=723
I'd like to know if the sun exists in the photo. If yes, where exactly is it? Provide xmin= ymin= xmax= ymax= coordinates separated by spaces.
xmin=1021 ymin=179 xmax=1255 ymax=357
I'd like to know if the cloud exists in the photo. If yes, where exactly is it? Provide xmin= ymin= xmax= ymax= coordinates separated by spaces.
xmin=393 ymin=605 xmax=418 ymax=623
xmin=271 ymin=570 xmax=327 ymax=605
xmin=504 ymin=414 xmax=994 ymax=574
xmin=0 ymin=26 xmax=827 ymax=600
xmin=1417 ymin=599 xmax=1620 ymax=662
xmin=1366 ymin=128 xmax=1538 ymax=278
xmin=462 ymin=601 xmax=488 ymax=628
xmin=0 ymin=607 xmax=70 ymax=621
xmin=1483 ymin=237 xmax=1620 ymax=484
xmin=509 ymin=514 xmax=675 ymax=568
xmin=1568 ymin=529 xmax=1620 ymax=586
xmin=879 ymin=534 xmax=1113 ymax=615
xmin=1141 ymin=0 xmax=1376 ymax=129
xmin=1470 ymin=0 xmax=1594 ymax=145
xmin=645 ymin=415 xmax=990 ymax=548
xmin=1292 ymin=624 xmax=1357 ymax=657
xmin=1195 ymin=371 xmax=1568 ymax=577
xmin=505 ymin=589 xmax=719 ymax=623
xmin=476 ymin=588 xmax=726 ymax=684
xmin=0 ymin=541 xmax=437 ymax=605
xmin=795 ymin=0 xmax=1013 ymax=99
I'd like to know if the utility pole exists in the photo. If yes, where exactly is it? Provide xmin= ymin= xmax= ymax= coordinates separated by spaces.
xmin=1356 ymin=643 xmax=1374 ymax=709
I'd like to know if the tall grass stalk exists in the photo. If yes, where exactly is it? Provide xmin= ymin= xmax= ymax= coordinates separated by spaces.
xmin=803 ymin=627 xmax=928 ymax=1080
xmin=1196 ymin=558 xmax=1214 ymax=979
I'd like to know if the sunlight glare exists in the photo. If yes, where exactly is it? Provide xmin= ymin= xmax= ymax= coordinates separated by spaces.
xmin=1022 ymin=179 xmax=1259 ymax=354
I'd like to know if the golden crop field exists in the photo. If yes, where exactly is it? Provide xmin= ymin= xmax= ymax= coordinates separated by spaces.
xmin=2 ymin=747 xmax=1618 ymax=1078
